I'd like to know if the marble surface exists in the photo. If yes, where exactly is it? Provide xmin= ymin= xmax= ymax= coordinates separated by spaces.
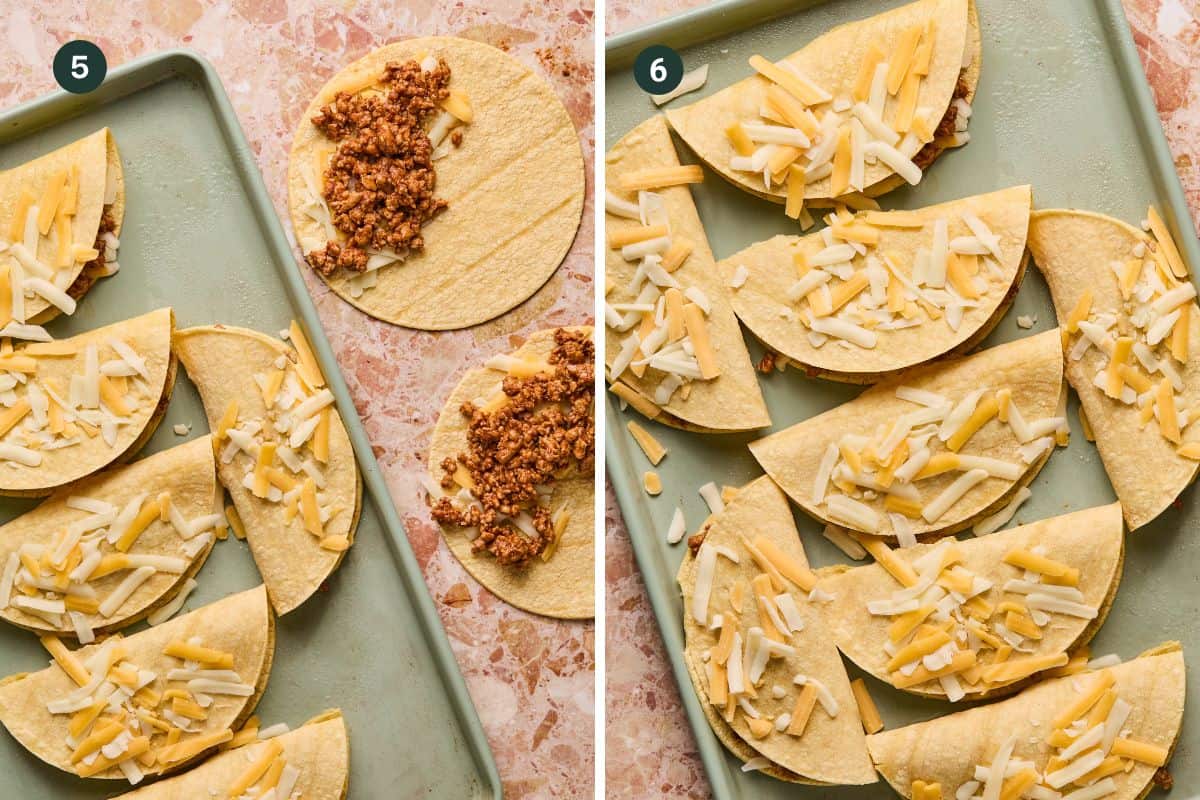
xmin=0 ymin=3 xmax=595 ymax=798
xmin=604 ymin=0 xmax=1200 ymax=797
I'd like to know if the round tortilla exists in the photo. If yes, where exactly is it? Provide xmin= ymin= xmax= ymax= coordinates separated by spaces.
xmin=172 ymin=326 xmax=362 ymax=616
xmin=0 ymin=584 xmax=275 ymax=780
xmin=0 ymin=436 xmax=218 ymax=638
xmin=1029 ymin=209 xmax=1200 ymax=531
xmin=605 ymin=115 xmax=770 ymax=433
xmin=723 ymin=185 xmax=1032 ymax=382
xmin=428 ymin=327 xmax=594 ymax=620
xmin=750 ymin=329 xmax=1066 ymax=540
xmin=675 ymin=476 xmax=876 ymax=785
xmin=868 ymin=643 xmax=1186 ymax=799
xmin=288 ymin=36 xmax=585 ymax=330
xmin=819 ymin=503 xmax=1125 ymax=700
xmin=112 ymin=709 xmax=349 ymax=799
xmin=0 ymin=307 xmax=176 ymax=497
xmin=664 ymin=0 xmax=978 ymax=205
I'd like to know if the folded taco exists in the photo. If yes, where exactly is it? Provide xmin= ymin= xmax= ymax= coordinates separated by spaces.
xmin=751 ymin=329 xmax=1066 ymax=540
xmin=288 ymin=36 xmax=585 ymax=329
xmin=112 ymin=709 xmax=349 ymax=799
xmin=173 ymin=324 xmax=361 ymax=616
xmin=0 ymin=128 xmax=123 ymax=327
xmin=722 ymin=185 xmax=1031 ymax=382
xmin=0 ymin=436 xmax=223 ymax=640
xmin=428 ymin=327 xmax=594 ymax=619
xmin=0 ymin=307 xmax=175 ymax=497
xmin=664 ymin=0 xmax=979 ymax=213
xmin=1029 ymin=208 xmax=1199 ymax=530
xmin=869 ymin=642 xmax=1185 ymax=800
xmin=0 ymin=584 xmax=274 ymax=783
xmin=819 ymin=503 xmax=1124 ymax=702
xmin=677 ymin=476 xmax=876 ymax=785
xmin=605 ymin=115 xmax=769 ymax=432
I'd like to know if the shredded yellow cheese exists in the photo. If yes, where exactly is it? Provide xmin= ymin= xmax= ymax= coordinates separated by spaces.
xmin=40 ymin=635 xmax=91 ymax=687
xmin=617 ymin=166 xmax=704 ymax=193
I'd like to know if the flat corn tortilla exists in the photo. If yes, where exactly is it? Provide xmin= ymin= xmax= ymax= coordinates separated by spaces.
xmin=112 ymin=709 xmax=349 ymax=799
xmin=0 ymin=436 xmax=218 ymax=638
xmin=288 ymin=36 xmax=584 ymax=330
xmin=665 ymin=0 xmax=977 ymax=205
xmin=0 ymin=127 xmax=124 ymax=324
xmin=173 ymin=326 xmax=361 ymax=616
xmin=868 ymin=643 xmax=1186 ymax=799
xmin=0 ymin=584 xmax=275 ymax=780
xmin=0 ymin=307 xmax=175 ymax=497
xmin=723 ymin=185 xmax=1031 ymax=382
xmin=819 ymin=503 xmax=1125 ymax=701
xmin=605 ymin=115 xmax=769 ymax=432
xmin=1029 ymin=209 xmax=1200 ymax=530
xmin=676 ymin=476 xmax=876 ymax=785
xmin=428 ymin=327 xmax=593 ymax=620
xmin=750 ymin=329 xmax=1065 ymax=539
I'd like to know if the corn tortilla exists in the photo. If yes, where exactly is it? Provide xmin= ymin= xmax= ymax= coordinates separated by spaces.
xmin=428 ymin=327 xmax=594 ymax=620
xmin=819 ymin=503 xmax=1125 ymax=700
xmin=723 ymin=185 xmax=1031 ymax=382
xmin=0 ymin=436 xmax=218 ymax=638
xmin=606 ymin=115 xmax=769 ymax=433
xmin=676 ymin=476 xmax=876 ymax=785
xmin=173 ymin=326 xmax=361 ymax=616
xmin=0 ymin=307 xmax=175 ymax=497
xmin=112 ymin=709 xmax=349 ymax=800
xmin=288 ymin=36 xmax=585 ymax=330
xmin=750 ymin=329 xmax=1065 ymax=539
xmin=0 ymin=585 xmax=275 ymax=780
xmin=665 ymin=0 xmax=979 ymax=204
xmin=1029 ymin=208 xmax=1200 ymax=530
xmin=868 ymin=643 xmax=1186 ymax=799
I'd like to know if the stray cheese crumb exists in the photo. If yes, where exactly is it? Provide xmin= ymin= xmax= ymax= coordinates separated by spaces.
xmin=850 ymin=678 xmax=884 ymax=734
xmin=627 ymin=420 xmax=666 ymax=465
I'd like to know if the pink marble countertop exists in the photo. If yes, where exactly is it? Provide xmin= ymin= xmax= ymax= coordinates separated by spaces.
xmin=604 ymin=1 xmax=1200 ymax=797
xmin=0 ymin=3 xmax=595 ymax=798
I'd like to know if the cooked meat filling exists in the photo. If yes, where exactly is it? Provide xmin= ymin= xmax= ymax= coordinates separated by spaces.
xmin=307 ymin=59 xmax=452 ymax=277
xmin=432 ymin=330 xmax=595 ymax=567
xmin=70 ymin=207 xmax=117 ymax=300
xmin=912 ymin=76 xmax=970 ymax=171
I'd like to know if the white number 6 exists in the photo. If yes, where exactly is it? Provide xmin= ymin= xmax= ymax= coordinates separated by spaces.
xmin=70 ymin=54 xmax=88 ymax=80
xmin=650 ymin=57 xmax=667 ymax=83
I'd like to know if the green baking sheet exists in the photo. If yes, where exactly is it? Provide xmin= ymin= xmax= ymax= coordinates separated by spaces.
xmin=0 ymin=50 xmax=500 ymax=798
xmin=605 ymin=1 xmax=1200 ymax=797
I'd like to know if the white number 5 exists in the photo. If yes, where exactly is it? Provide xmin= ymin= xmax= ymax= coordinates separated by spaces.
xmin=70 ymin=54 xmax=88 ymax=80
xmin=650 ymin=57 xmax=667 ymax=83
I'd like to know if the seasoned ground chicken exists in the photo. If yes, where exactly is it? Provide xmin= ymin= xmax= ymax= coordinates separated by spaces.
xmin=307 ymin=59 xmax=453 ymax=277
xmin=432 ymin=330 xmax=595 ymax=566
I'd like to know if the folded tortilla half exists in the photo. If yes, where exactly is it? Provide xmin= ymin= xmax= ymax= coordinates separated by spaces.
xmin=288 ymin=36 xmax=584 ymax=329
xmin=868 ymin=642 xmax=1186 ymax=800
xmin=751 ymin=329 xmax=1066 ymax=540
xmin=1029 ymin=208 xmax=1200 ymax=530
xmin=605 ymin=115 xmax=769 ymax=433
xmin=722 ymin=185 xmax=1031 ymax=382
xmin=819 ymin=503 xmax=1124 ymax=702
xmin=0 ymin=584 xmax=274 ymax=782
xmin=173 ymin=325 xmax=361 ymax=616
xmin=665 ymin=0 xmax=980 ymax=209
xmin=0 ymin=127 xmax=124 ymax=326
xmin=428 ymin=327 xmax=594 ymax=619
xmin=112 ymin=709 xmax=349 ymax=799
xmin=0 ymin=307 xmax=175 ymax=497
xmin=677 ymin=476 xmax=876 ymax=785
xmin=0 ymin=436 xmax=222 ymax=640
